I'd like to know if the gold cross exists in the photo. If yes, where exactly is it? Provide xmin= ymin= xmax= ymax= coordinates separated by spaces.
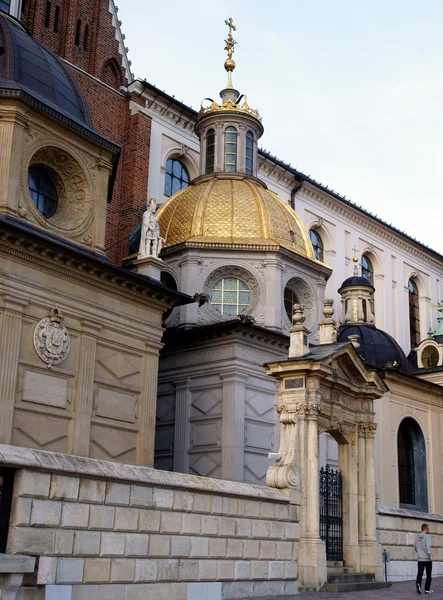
xmin=224 ymin=17 xmax=237 ymax=59
xmin=225 ymin=17 xmax=237 ymax=36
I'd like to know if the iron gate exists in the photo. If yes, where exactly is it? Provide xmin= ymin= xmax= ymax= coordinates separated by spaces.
xmin=319 ymin=464 xmax=343 ymax=561
xmin=0 ymin=468 xmax=14 ymax=553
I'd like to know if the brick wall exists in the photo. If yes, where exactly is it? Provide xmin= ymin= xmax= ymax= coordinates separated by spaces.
xmin=3 ymin=448 xmax=299 ymax=600
xmin=377 ymin=507 xmax=443 ymax=582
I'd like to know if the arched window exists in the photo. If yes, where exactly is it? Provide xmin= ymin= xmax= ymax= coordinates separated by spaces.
xmin=224 ymin=126 xmax=237 ymax=172
xmin=210 ymin=278 xmax=250 ymax=316
xmin=28 ymin=165 xmax=58 ymax=219
xmin=284 ymin=286 xmax=298 ymax=322
xmin=44 ymin=1 xmax=51 ymax=28
xmin=164 ymin=158 xmax=189 ymax=197
xmin=101 ymin=59 xmax=121 ymax=89
xmin=397 ymin=418 xmax=428 ymax=510
xmin=245 ymin=130 xmax=254 ymax=176
xmin=75 ymin=20 xmax=81 ymax=46
xmin=83 ymin=25 xmax=89 ymax=51
xmin=421 ymin=345 xmax=439 ymax=369
xmin=408 ymin=279 xmax=420 ymax=348
xmin=309 ymin=229 xmax=324 ymax=262
xmin=205 ymin=128 xmax=215 ymax=174
xmin=54 ymin=6 xmax=60 ymax=32
xmin=361 ymin=255 xmax=374 ymax=285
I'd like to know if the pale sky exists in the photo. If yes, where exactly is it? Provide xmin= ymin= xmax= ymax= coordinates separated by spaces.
xmin=118 ymin=1 xmax=443 ymax=256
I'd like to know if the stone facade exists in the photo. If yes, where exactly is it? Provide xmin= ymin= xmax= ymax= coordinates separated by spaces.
xmin=1 ymin=446 xmax=299 ymax=600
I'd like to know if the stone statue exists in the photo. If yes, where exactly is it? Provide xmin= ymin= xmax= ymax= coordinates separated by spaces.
xmin=139 ymin=198 xmax=164 ymax=259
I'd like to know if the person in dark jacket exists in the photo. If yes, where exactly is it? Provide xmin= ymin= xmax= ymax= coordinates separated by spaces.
xmin=416 ymin=523 xmax=434 ymax=594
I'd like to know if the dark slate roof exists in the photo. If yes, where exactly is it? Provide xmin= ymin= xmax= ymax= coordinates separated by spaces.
xmin=337 ymin=323 xmax=409 ymax=373
xmin=0 ymin=12 xmax=92 ymax=127
xmin=338 ymin=275 xmax=374 ymax=292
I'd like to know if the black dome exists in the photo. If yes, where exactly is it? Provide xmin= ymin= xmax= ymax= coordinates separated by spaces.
xmin=337 ymin=323 xmax=409 ymax=373
xmin=339 ymin=276 xmax=374 ymax=292
xmin=0 ymin=12 xmax=92 ymax=127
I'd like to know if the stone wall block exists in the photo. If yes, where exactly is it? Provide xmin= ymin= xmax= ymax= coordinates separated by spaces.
xmin=251 ymin=519 xmax=270 ymax=539
xmin=152 ymin=489 xmax=173 ymax=509
xmin=193 ymin=494 xmax=212 ymax=514
xmin=287 ymin=504 xmax=297 ymax=521
xmin=89 ymin=506 xmax=115 ymax=530
xmin=216 ymin=560 xmax=234 ymax=580
xmin=181 ymin=513 xmax=201 ymax=535
xmin=73 ymin=531 xmax=101 ymax=556
xmin=243 ymin=500 xmax=260 ymax=518
xmin=114 ymin=507 xmax=138 ymax=531
xmin=124 ymin=533 xmax=148 ymax=557
xmin=157 ymin=559 xmax=178 ymax=581
xmin=138 ymin=509 xmax=160 ymax=533
xmin=276 ymin=540 xmax=292 ymax=561
xmin=99 ymin=533 xmax=125 ymax=557
xmin=218 ymin=517 xmax=236 ymax=537
xmin=45 ymin=585 xmax=73 ymax=600
xmin=61 ymin=504 xmax=90 ymax=529
xmin=250 ymin=560 xmax=268 ymax=580
xmin=208 ymin=538 xmax=227 ymax=558
xmin=211 ymin=495 xmax=223 ymax=515
xmin=105 ymin=483 xmax=130 ymax=506
xmin=72 ymin=584 xmax=99 ymax=600
xmin=10 ymin=497 xmax=32 ymax=526
xmin=178 ymin=559 xmax=199 ymax=581
xmin=30 ymin=500 xmax=62 ymax=527
xmin=235 ymin=518 xmax=252 ymax=538
xmin=109 ymin=559 xmax=135 ymax=583
xmin=56 ymin=558 xmax=84 ymax=584
xmin=129 ymin=485 xmax=153 ymax=508
xmin=274 ymin=503 xmax=289 ymax=520
xmin=147 ymin=534 xmax=170 ymax=557
xmin=284 ymin=560 xmax=298 ymax=578
xmin=197 ymin=560 xmax=217 ymax=581
xmin=283 ymin=522 xmax=298 ymax=540
xmin=83 ymin=559 xmax=111 ymax=584
xmin=50 ymin=476 xmax=80 ymax=502
xmin=243 ymin=540 xmax=260 ymax=560
xmin=134 ymin=559 xmax=158 ymax=582
xmin=234 ymin=560 xmax=250 ymax=580
xmin=97 ymin=584 xmax=125 ymax=600
xmin=270 ymin=520 xmax=284 ymax=539
xmin=159 ymin=512 xmax=182 ymax=534
xmin=226 ymin=539 xmax=243 ymax=559
xmin=201 ymin=515 xmax=218 ymax=537
xmin=269 ymin=560 xmax=285 ymax=579
xmin=170 ymin=536 xmax=191 ymax=557
xmin=54 ymin=530 xmax=75 ymax=556
xmin=222 ymin=497 xmax=239 ymax=516
xmin=173 ymin=491 xmax=193 ymax=512
xmin=15 ymin=471 xmax=51 ymax=498
xmin=260 ymin=540 xmax=277 ymax=560
xmin=7 ymin=527 xmax=55 ymax=555
xmin=37 ymin=557 xmax=58 ymax=585
xmin=78 ymin=479 xmax=106 ymax=504
xmin=189 ymin=537 xmax=209 ymax=558
xmin=260 ymin=502 xmax=275 ymax=519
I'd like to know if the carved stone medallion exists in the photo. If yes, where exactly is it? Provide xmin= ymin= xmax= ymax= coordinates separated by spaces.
xmin=34 ymin=307 xmax=70 ymax=366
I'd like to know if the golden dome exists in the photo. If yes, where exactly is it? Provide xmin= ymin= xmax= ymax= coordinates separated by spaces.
xmin=157 ymin=177 xmax=315 ymax=259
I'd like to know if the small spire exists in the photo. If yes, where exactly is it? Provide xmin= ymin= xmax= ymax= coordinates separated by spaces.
xmin=351 ymin=245 xmax=360 ymax=276
xmin=224 ymin=17 xmax=237 ymax=89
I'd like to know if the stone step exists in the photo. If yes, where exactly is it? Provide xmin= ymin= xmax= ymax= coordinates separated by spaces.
xmin=327 ymin=560 xmax=343 ymax=568
xmin=327 ymin=567 xmax=355 ymax=575
xmin=327 ymin=572 xmax=375 ymax=583
xmin=322 ymin=581 xmax=391 ymax=593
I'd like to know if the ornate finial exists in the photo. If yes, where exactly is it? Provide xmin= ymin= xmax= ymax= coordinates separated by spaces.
xmin=292 ymin=303 xmax=306 ymax=327
xmin=351 ymin=245 xmax=359 ymax=276
xmin=224 ymin=17 xmax=237 ymax=88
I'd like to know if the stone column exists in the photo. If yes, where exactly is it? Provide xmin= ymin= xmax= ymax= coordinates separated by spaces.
xmin=263 ymin=259 xmax=283 ymax=330
xmin=305 ymin=403 xmax=320 ymax=537
xmin=70 ymin=320 xmax=101 ymax=456
xmin=339 ymin=434 xmax=360 ymax=572
xmin=137 ymin=348 xmax=161 ymax=466
xmin=0 ymin=295 xmax=28 ymax=444
xmin=173 ymin=378 xmax=191 ymax=473
xmin=357 ymin=423 xmax=366 ymax=544
xmin=221 ymin=372 xmax=247 ymax=481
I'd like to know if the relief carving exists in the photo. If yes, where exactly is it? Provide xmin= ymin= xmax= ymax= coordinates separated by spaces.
xmin=33 ymin=307 xmax=70 ymax=367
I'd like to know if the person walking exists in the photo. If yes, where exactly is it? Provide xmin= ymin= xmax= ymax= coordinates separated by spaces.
xmin=416 ymin=523 xmax=434 ymax=594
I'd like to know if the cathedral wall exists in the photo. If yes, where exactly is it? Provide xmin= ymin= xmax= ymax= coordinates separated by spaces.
xmin=377 ymin=508 xmax=443 ymax=581
xmin=2 ymin=446 xmax=299 ymax=600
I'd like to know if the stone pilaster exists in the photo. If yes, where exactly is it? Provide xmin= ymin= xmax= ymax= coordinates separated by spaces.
xmin=221 ymin=373 xmax=247 ymax=481
xmin=70 ymin=320 xmax=101 ymax=457
xmin=262 ymin=259 xmax=283 ymax=330
xmin=339 ymin=433 xmax=360 ymax=571
xmin=137 ymin=349 xmax=161 ymax=466
xmin=0 ymin=295 xmax=28 ymax=444
xmin=173 ymin=378 xmax=191 ymax=473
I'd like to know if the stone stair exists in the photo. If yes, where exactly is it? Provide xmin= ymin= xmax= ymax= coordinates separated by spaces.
xmin=322 ymin=565 xmax=391 ymax=593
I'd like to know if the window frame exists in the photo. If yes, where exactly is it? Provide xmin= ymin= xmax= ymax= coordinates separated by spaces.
xmin=205 ymin=128 xmax=215 ymax=174
xmin=224 ymin=126 xmax=237 ymax=173
xmin=27 ymin=164 xmax=59 ymax=219
xmin=210 ymin=277 xmax=251 ymax=316
xmin=245 ymin=130 xmax=254 ymax=176
xmin=309 ymin=229 xmax=324 ymax=262
xmin=361 ymin=255 xmax=374 ymax=285
xmin=408 ymin=279 xmax=420 ymax=348
xmin=164 ymin=157 xmax=189 ymax=197
xmin=397 ymin=417 xmax=428 ymax=511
